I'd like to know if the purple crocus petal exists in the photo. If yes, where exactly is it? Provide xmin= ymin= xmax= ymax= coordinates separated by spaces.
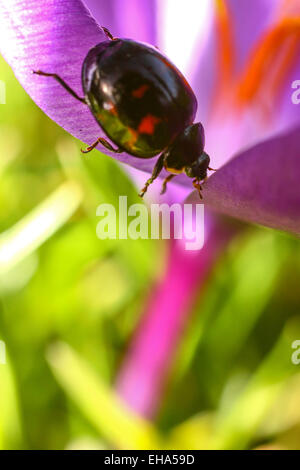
xmin=276 ymin=53 xmax=300 ymax=135
xmin=190 ymin=0 xmax=280 ymax=125
xmin=191 ymin=0 xmax=300 ymax=171
xmin=0 ymin=1 xmax=105 ymax=150
xmin=189 ymin=16 xmax=217 ymax=126
xmin=0 ymin=0 xmax=158 ymax=173
xmin=204 ymin=60 xmax=300 ymax=171
xmin=83 ymin=0 xmax=157 ymax=43
xmin=225 ymin=0 xmax=281 ymax=74
xmin=199 ymin=126 xmax=300 ymax=236
xmin=116 ymin=214 xmax=236 ymax=418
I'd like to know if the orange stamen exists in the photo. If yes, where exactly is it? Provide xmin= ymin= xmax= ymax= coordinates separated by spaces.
xmin=214 ymin=0 xmax=235 ymax=86
xmin=236 ymin=17 xmax=300 ymax=106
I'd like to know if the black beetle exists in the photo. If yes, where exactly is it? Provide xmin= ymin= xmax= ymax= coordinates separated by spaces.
xmin=34 ymin=27 xmax=215 ymax=198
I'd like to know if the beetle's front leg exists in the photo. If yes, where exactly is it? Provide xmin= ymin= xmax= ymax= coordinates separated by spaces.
xmin=160 ymin=174 xmax=176 ymax=195
xmin=139 ymin=154 xmax=164 ymax=198
xmin=192 ymin=178 xmax=203 ymax=200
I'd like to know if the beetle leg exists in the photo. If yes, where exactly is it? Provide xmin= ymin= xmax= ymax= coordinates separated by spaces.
xmin=139 ymin=154 xmax=164 ymax=198
xmin=102 ymin=26 xmax=117 ymax=41
xmin=208 ymin=167 xmax=217 ymax=171
xmin=33 ymin=70 xmax=87 ymax=104
xmin=192 ymin=178 xmax=203 ymax=200
xmin=81 ymin=137 xmax=123 ymax=154
xmin=160 ymin=174 xmax=176 ymax=195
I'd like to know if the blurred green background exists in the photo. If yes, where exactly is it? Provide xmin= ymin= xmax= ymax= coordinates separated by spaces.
xmin=1 ymin=55 xmax=300 ymax=450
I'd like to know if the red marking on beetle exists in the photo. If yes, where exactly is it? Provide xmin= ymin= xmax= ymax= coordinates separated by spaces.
xmin=108 ymin=103 xmax=118 ymax=116
xmin=132 ymin=84 xmax=149 ymax=98
xmin=138 ymin=114 xmax=161 ymax=135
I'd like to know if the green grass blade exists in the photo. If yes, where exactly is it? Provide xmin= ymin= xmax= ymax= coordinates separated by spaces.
xmin=0 ymin=181 xmax=82 ymax=275
xmin=47 ymin=341 xmax=161 ymax=450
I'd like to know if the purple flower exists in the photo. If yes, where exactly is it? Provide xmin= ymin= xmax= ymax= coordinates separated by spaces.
xmin=0 ymin=0 xmax=299 ymax=232
xmin=1 ymin=0 xmax=300 ymax=419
